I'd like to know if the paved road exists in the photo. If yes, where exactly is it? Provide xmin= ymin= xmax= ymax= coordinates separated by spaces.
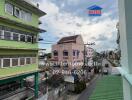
xmin=77 ymin=58 xmax=113 ymax=100
xmin=77 ymin=75 xmax=101 ymax=100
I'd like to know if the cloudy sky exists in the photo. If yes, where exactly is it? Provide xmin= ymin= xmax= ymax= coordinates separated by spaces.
xmin=35 ymin=0 xmax=119 ymax=52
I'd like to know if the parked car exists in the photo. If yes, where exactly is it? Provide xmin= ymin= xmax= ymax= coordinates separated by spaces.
xmin=103 ymin=69 xmax=108 ymax=75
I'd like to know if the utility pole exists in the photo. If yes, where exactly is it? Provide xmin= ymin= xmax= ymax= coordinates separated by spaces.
xmin=83 ymin=42 xmax=95 ymax=68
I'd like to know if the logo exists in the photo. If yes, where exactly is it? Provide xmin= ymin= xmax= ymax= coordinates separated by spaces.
xmin=87 ymin=5 xmax=102 ymax=16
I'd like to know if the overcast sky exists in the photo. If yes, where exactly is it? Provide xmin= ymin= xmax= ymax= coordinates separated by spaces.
xmin=35 ymin=0 xmax=119 ymax=53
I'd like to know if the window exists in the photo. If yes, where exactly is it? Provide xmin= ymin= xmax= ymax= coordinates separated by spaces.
xmin=26 ymin=58 xmax=31 ymax=64
xmin=73 ymin=50 xmax=76 ymax=56
xmin=13 ymin=33 xmax=19 ymax=41
xmin=20 ymin=10 xmax=32 ymax=22
xmin=0 ymin=30 xmax=2 ymax=39
xmin=5 ymin=3 xmax=13 ymax=15
xmin=4 ymin=31 xmax=11 ymax=40
xmin=20 ymin=10 xmax=26 ymax=20
xmin=32 ymin=57 xmax=36 ymax=64
xmin=20 ymin=58 xmax=25 ymax=65
xmin=26 ymin=13 xmax=32 ymax=22
xmin=14 ymin=7 xmax=20 ymax=18
xmin=20 ymin=34 xmax=26 ymax=42
xmin=0 ymin=59 xmax=1 ymax=68
xmin=12 ymin=58 xmax=18 ymax=66
xmin=3 ymin=59 xmax=10 ymax=67
xmin=53 ymin=50 xmax=58 ymax=56
xmin=27 ymin=35 xmax=32 ymax=42
xmin=63 ymin=50 xmax=68 ymax=56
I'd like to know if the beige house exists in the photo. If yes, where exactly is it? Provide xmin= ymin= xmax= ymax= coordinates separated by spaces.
xmin=51 ymin=35 xmax=84 ymax=69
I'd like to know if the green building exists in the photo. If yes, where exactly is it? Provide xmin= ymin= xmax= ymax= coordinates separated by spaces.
xmin=0 ymin=0 xmax=46 ymax=98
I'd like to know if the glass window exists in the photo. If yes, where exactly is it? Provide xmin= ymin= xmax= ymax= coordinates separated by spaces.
xmin=26 ymin=13 xmax=32 ymax=22
xmin=20 ymin=10 xmax=26 ymax=20
xmin=13 ymin=33 xmax=19 ymax=41
xmin=53 ymin=50 xmax=58 ymax=56
xmin=63 ymin=50 xmax=68 ymax=56
xmin=27 ymin=35 xmax=32 ymax=42
xmin=4 ymin=31 xmax=11 ymax=40
xmin=12 ymin=58 xmax=18 ymax=66
xmin=5 ymin=3 xmax=13 ymax=15
xmin=73 ymin=50 xmax=76 ymax=56
xmin=32 ymin=57 xmax=36 ymax=64
xmin=20 ymin=34 xmax=26 ymax=42
xmin=26 ymin=58 xmax=31 ymax=64
xmin=0 ymin=30 xmax=2 ymax=39
xmin=0 ymin=59 xmax=1 ymax=68
xmin=20 ymin=58 xmax=25 ymax=65
xmin=3 ymin=59 xmax=10 ymax=67
xmin=14 ymin=7 xmax=20 ymax=18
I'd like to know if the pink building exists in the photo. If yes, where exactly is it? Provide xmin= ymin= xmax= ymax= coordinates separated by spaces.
xmin=51 ymin=35 xmax=84 ymax=69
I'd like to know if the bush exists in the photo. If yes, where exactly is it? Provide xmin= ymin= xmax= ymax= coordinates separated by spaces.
xmin=74 ymin=81 xmax=86 ymax=94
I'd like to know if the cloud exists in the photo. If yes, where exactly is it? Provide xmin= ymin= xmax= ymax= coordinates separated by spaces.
xmin=38 ymin=0 xmax=118 ymax=52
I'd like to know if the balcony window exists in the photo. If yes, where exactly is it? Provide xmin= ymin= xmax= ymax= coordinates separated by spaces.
xmin=13 ymin=33 xmax=19 ymax=41
xmin=53 ymin=50 xmax=58 ymax=56
xmin=63 ymin=50 xmax=68 ymax=56
xmin=14 ymin=7 xmax=20 ymax=18
xmin=3 ymin=58 xmax=10 ymax=67
xmin=0 ymin=59 xmax=1 ymax=68
xmin=20 ymin=58 xmax=25 ymax=65
xmin=27 ymin=35 xmax=32 ymax=42
xmin=4 ymin=31 xmax=11 ymax=40
xmin=32 ymin=57 xmax=36 ymax=64
xmin=5 ymin=3 xmax=13 ymax=15
xmin=26 ymin=58 xmax=31 ymax=64
xmin=20 ymin=10 xmax=32 ymax=22
xmin=0 ymin=30 xmax=2 ymax=39
xmin=12 ymin=58 xmax=18 ymax=66
xmin=20 ymin=34 xmax=26 ymax=42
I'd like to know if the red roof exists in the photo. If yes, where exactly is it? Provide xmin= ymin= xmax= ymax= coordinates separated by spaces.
xmin=57 ymin=35 xmax=79 ymax=44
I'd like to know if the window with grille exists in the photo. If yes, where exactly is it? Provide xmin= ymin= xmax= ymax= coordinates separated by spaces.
xmin=3 ymin=59 xmax=10 ymax=67
xmin=14 ymin=7 xmax=20 ymax=18
xmin=4 ymin=31 xmax=11 ymax=40
xmin=32 ymin=57 xmax=36 ymax=64
xmin=27 ymin=35 xmax=32 ymax=42
xmin=20 ymin=58 xmax=25 ymax=65
xmin=13 ymin=33 xmax=19 ymax=41
xmin=12 ymin=58 xmax=18 ymax=66
xmin=0 ymin=30 xmax=2 ymax=39
xmin=5 ymin=3 xmax=13 ymax=15
xmin=26 ymin=58 xmax=31 ymax=64
xmin=0 ymin=59 xmax=1 ymax=68
xmin=20 ymin=34 xmax=26 ymax=42
xmin=63 ymin=50 xmax=68 ymax=56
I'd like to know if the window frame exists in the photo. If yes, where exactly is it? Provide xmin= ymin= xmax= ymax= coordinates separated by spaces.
xmin=4 ymin=30 xmax=12 ymax=40
xmin=20 ymin=57 xmax=25 ymax=66
xmin=2 ymin=58 xmax=11 ymax=68
xmin=26 ymin=35 xmax=32 ymax=43
xmin=5 ymin=3 xmax=13 ymax=15
xmin=14 ymin=7 xmax=20 ymax=18
xmin=12 ymin=58 xmax=19 ymax=67
xmin=26 ymin=57 xmax=31 ymax=65
xmin=20 ymin=34 xmax=26 ymax=42
xmin=12 ymin=32 xmax=19 ymax=41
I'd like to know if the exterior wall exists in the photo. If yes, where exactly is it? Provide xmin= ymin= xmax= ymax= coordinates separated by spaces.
xmin=118 ymin=0 xmax=132 ymax=100
xmin=0 ymin=0 xmax=39 ymax=28
xmin=0 ymin=0 xmax=43 ymax=79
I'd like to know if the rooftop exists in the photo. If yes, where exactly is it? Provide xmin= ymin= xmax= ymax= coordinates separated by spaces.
xmin=89 ymin=75 xmax=123 ymax=100
xmin=57 ymin=35 xmax=79 ymax=44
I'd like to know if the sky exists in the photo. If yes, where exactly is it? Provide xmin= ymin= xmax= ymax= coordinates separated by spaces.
xmin=34 ymin=0 xmax=119 ymax=53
